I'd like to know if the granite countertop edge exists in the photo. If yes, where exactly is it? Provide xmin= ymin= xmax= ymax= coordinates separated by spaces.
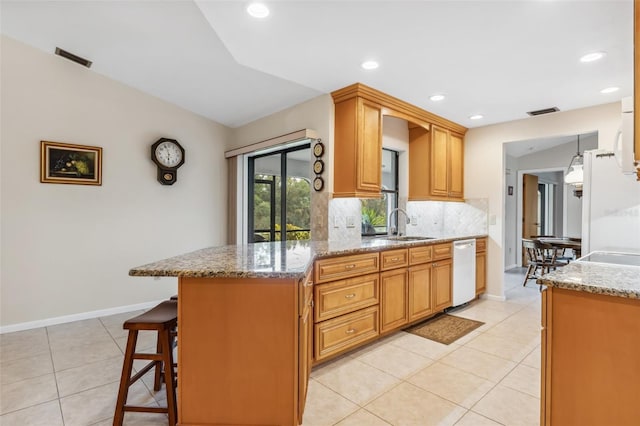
xmin=129 ymin=234 xmax=488 ymax=280
xmin=537 ymin=262 xmax=640 ymax=299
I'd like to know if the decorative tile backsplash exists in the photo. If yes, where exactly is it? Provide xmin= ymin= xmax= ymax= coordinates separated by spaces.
xmin=406 ymin=199 xmax=488 ymax=237
xmin=328 ymin=198 xmax=362 ymax=242
xmin=326 ymin=197 xmax=489 ymax=241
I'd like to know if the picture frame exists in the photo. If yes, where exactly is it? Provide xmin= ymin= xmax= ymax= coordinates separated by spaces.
xmin=40 ymin=141 xmax=102 ymax=185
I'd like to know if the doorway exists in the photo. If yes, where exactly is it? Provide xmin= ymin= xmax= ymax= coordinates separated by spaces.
xmin=247 ymin=144 xmax=311 ymax=243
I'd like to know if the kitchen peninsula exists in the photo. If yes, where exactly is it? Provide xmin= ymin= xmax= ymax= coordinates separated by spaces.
xmin=130 ymin=234 xmax=487 ymax=426
xmin=537 ymin=257 xmax=640 ymax=426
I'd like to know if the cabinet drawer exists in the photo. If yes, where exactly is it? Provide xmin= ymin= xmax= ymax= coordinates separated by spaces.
xmin=409 ymin=245 xmax=433 ymax=265
xmin=314 ymin=306 xmax=379 ymax=361
xmin=314 ymin=253 xmax=380 ymax=284
xmin=476 ymin=237 xmax=487 ymax=253
xmin=432 ymin=243 xmax=453 ymax=260
xmin=315 ymin=273 xmax=379 ymax=322
xmin=299 ymin=269 xmax=314 ymax=313
xmin=381 ymin=249 xmax=409 ymax=271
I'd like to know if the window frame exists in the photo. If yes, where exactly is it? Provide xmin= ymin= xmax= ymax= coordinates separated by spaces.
xmin=361 ymin=148 xmax=399 ymax=236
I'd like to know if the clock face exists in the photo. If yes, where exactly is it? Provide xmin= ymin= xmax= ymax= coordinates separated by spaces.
xmin=313 ymin=159 xmax=324 ymax=174
xmin=155 ymin=141 xmax=183 ymax=168
xmin=313 ymin=142 xmax=325 ymax=157
xmin=313 ymin=176 xmax=324 ymax=191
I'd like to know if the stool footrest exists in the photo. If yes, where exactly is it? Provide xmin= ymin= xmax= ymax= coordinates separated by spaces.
xmin=123 ymin=405 xmax=168 ymax=414
xmin=133 ymin=353 xmax=163 ymax=361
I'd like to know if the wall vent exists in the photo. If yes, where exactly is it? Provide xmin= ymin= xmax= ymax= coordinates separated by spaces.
xmin=527 ymin=107 xmax=560 ymax=116
xmin=54 ymin=47 xmax=92 ymax=68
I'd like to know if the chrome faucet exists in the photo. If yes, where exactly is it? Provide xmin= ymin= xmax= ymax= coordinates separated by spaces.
xmin=387 ymin=208 xmax=410 ymax=236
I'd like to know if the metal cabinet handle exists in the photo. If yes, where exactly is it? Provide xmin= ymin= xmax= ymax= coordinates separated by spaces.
xmin=433 ymin=262 xmax=438 ymax=266
xmin=344 ymin=293 xmax=356 ymax=299
xmin=344 ymin=264 xmax=356 ymax=269
xmin=310 ymin=300 xmax=314 ymax=308
xmin=391 ymin=257 xmax=399 ymax=261
xmin=345 ymin=328 xmax=356 ymax=334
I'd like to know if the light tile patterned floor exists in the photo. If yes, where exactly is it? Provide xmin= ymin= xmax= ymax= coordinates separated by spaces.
xmin=0 ymin=269 xmax=541 ymax=425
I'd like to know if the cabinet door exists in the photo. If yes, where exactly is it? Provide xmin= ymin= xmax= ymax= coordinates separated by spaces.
xmin=430 ymin=126 xmax=449 ymax=197
xmin=432 ymin=259 xmax=452 ymax=311
xmin=380 ymin=269 xmax=408 ymax=332
xmin=448 ymin=132 xmax=464 ymax=199
xmin=408 ymin=264 xmax=432 ymax=321
xmin=475 ymin=252 xmax=486 ymax=295
xmin=298 ymin=301 xmax=312 ymax=424
xmin=357 ymin=98 xmax=382 ymax=194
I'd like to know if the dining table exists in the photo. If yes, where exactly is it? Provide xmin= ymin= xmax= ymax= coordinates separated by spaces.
xmin=536 ymin=237 xmax=582 ymax=259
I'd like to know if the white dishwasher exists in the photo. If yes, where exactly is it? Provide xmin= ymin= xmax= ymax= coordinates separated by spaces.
xmin=452 ymin=239 xmax=477 ymax=307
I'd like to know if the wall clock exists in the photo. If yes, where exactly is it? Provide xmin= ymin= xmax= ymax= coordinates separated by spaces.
xmin=151 ymin=138 xmax=185 ymax=185
xmin=313 ymin=159 xmax=324 ymax=174
xmin=313 ymin=141 xmax=325 ymax=158
xmin=313 ymin=176 xmax=324 ymax=192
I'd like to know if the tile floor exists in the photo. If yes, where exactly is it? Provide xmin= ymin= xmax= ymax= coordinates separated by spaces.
xmin=1 ymin=268 xmax=542 ymax=426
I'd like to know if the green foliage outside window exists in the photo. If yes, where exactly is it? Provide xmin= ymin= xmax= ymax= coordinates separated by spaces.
xmin=361 ymin=196 xmax=388 ymax=235
xmin=253 ymin=175 xmax=310 ymax=241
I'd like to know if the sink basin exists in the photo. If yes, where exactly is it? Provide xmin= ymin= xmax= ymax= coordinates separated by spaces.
xmin=382 ymin=236 xmax=435 ymax=241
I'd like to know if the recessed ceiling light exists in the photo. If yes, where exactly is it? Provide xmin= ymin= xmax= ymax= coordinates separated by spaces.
xmin=580 ymin=51 xmax=606 ymax=63
xmin=361 ymin=60 xmax=379 ymax=70
xmin=600 ymin=86 xmax=619 ymax=94
xmin=247 ymin=3 xmax=269 ymax=18
xmin=429 ymin=94 xmax=445 ymax=102
xmin=469 ymin=114 xmax=483 ymax=120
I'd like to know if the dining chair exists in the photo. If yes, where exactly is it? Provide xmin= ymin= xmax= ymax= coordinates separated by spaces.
xmin=522 ymin=239 xmax=563 ymax=290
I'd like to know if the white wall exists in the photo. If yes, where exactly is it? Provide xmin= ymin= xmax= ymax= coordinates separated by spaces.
xmin=504 ymin=155 xmax=518 ymax=268
xmin=1 ymin=36 xmax=230 ymax=328
xmin=466 ymin=102 xmax=620 ymax=300
xmin=230 ymin=95 xmax=333 ymax=241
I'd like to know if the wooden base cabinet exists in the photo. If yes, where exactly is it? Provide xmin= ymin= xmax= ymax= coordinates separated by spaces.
xmin=178 ymin=275 xmax=309 ymax=426
xmin=408 ymin=263 xmax=433 ymax=321
xmin=432 ymin=259 xmax=453 ymax=312
xmin=380 ymin=269 xmax=408 ymax=332
xmin=313 ymin=254 xmax=381 ymax=363
xmin=541 ymin=287 xmax=640 ymax=425
xmin=475 ymin=237 xmax=487 ymax=295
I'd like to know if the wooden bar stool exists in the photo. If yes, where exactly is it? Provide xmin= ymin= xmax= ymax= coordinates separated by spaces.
xmin=113 ymin=300 xmax=178 ymax=426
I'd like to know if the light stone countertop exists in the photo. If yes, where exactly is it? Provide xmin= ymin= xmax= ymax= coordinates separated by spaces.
xmin=537 ymin=261 xmax=640 ymax=299
xmin=129 ymin=234 xmax=487 ymax=280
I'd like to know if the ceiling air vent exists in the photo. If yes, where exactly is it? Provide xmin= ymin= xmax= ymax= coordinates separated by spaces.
xmin=54 ymin=47 xmax=92 ymax=68
xmin=527 ymin=107 xmax=560 ymax=116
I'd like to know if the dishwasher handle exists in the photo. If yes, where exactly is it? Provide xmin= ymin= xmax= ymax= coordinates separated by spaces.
xmin=454 ymin=240 xmax=476 ymax=250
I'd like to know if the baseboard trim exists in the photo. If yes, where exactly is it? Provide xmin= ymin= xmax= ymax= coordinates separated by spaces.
xmin=0 ymin=300 xmax=163 ymax=334
xmin=505 ymin=263 xmax=519 ymax=270
xmin=481 ymin=293 xmax=507 ymax=302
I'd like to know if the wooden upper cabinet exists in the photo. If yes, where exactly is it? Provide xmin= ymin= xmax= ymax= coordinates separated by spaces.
xmin=332 ymin=83 xmax=467 ymax=198
xmin=448 ymin=132 xmax=464 ymax=199
xmin=409 ymin=124 xmax=465 ymax=202
xmin=333 ymin=96 xmax=382 ymax=198
xmin=431 ymin=126 xmax=450 ymax=197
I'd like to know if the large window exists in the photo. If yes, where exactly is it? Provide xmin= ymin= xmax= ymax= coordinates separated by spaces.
xmin=248 ymin=144 xmax=311 ymax=242
xmin=361 ymin=149 xmax=399 ymax=236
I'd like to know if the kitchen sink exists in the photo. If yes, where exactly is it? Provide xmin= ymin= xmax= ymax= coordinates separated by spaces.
xmin=381 ymin=236 xmax=435 ymax=241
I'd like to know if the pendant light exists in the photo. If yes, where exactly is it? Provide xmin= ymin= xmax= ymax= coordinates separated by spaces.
xmin=564 ymin=134 xmax=584 ymax=198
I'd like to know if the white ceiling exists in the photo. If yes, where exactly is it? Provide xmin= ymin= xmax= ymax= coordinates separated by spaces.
xmin=1 ymin=0 xmax=633 ymax=129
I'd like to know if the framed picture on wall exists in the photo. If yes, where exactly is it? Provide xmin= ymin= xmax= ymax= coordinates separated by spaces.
xmin=40 ymin=141 xmax=102 ymax=185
